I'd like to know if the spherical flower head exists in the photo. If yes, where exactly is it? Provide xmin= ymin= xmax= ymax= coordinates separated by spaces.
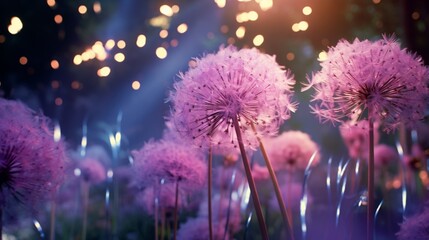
xmin=307 ymin=36 xmax=429 ymax=132
xmin=0 ymin=98 xmax=66 ymax=210
xmin=251 ymin=163 xmax=270 ymax=181
xmin=339 ymin=120 xmax=380 ymax=159
xmin=264 ymin=130 xmax=320 ymax=172
xmin=78 ymin=158 xmax=106 ymax=184
xmin=397 ymin=205 xmax=429 ymax=240
xmin=132 ymin=139 xmax=206 ymax=191
xmin=373 ymin=144 xmax=399 ymax=169
xmin=177 ymin=217 xmax=230 ymax=240
xmin=137 ymin=184 xmax=186 ymax=215
xmin=169 ymin=45 xmax=296 ymax=152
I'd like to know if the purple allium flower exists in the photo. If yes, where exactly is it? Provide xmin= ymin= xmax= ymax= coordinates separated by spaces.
xmin=397 ymin=205 xmax=429 ymax=240
xmin=137 ymin=184 xmax=186 ymax=215
xmin=0 ymin=98 xmax=66 ymax=209
xmin=169 ymin=45 xmax=296 ymax=151
xmin=373 ymin=144 xmax=398 ymax=169
xmin=306 ymin=36 xmax=429 ymax=131
xmin=132 ymin=139 xmax=206 ymax=191
xmin=78 ymin=158 xmax=106 ymax=185
xmin=177 ymin=217 xmax=230 ymax=240
xmin=339 ymin=120 xmax=380 ymax=159
xmin=264 ymin=130 xmax=320 ymax=172
xmin=252 ymin=163 xmax=270 ymax=181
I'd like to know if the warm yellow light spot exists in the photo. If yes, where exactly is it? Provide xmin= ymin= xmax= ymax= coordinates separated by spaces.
xmin=302 ymin=6 xmax=312 ymax=15
xmin=160 ymin=5 xmax=173 ymax=17
xmin=292 ymin=23 xmax=300 ymax=32
xmin=97 ymin=66 xmax=111 ymax=77
xmin=93 ymin=2 xmax=102 ymax=13
xmin=92 ymin=41 xmax=104 ymax=53
xmin=54 ymin=14 xmax=63 ymax=24
xmin=248 ymin=11 xmax=258 ymax=21
xmin=177 ymin=23 xmax=188 ymax=34
xmin=172 ymin=5 xmax=180 ymax=13
xmin=78 ymin=5 xmax=88 ymax=14
xmin=8 ymin=17 xmax=23 ymax=35
xmin=19 ymin=56 xmax=28 ymax=65
xmin=47 ymin=0 xmax=56 ymax=7
xmin=105 ymin=39 xmax=115 ymax=50
xmin=51 ymin=60 xmax=60 ymax=69
xmin=170 ymin=39 xmax=179 ymax=47
xmin=81 ymin=51 xmax=90 ymax=61
xmin=0 ymin=35 xmax=5 ymax=43
xmin=149 ymin=16 xmax=170 ymax=29
xmin=259 ymin=0 xmax=273 ymax=11
xmin=392 ymin=179 xmax=401 ymax=189
xmin=55 ymin=97 xmax=63 ymax=106
xmin=51 ymin=80 xmax=60 ymax=89
xmin=372 ymin=0 xmax=381 ymax=4
xmin=220 ymin=25 xmax=229 ymax=33
xmin=412 ymin=11 xmax=420 ymax=20
xmin=131 ymin=81 xmax=141 ymax=90
xmin=117 ymin=40 xmax=126 ymax=49
xmin=114 ymin=53 xmax=125 ymax=62
xmin=214 ymin=0 xmax=226 ymax=8
xmin=159 ymin=29 xmax=169 ymax=38
xmin=71 ymin=81 xmax=80 ymax=89
xmin=155 ymin=47 xmax=167 ymax=59
xmin=318 ymin=51 xmax=328 ymax=61
xmin=235 ymin=26 xmax=246 ymax=39
xmin=236 ymin=12 xmax=249 ymax=23
xmin=253 ymin=35 xmax=264 ymax=46
xmin=298 ymin=21 xmax=309 ymax=31
xmin=136 ymin=34 xmax=146 ymax=47
xmin=286 ymin=52 xmax=295 ymax=61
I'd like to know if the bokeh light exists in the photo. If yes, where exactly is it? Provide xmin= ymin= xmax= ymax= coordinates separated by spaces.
xmin=155 ymin=47 xmax=167 ymax=59
xmin=136 ymin=34 xmax=147 ymax=47
xmin=253 ymin=34 xmax=264 ymax=46
xmin=50 ymin=60 xmax=59 ymax=69
xmin=8 ymin=17 xmax=23 ymax=35
xmin=131 ymin=81 xmax=141 ymax=90
xmin=97 ymin=66 xmax=111 ymax=77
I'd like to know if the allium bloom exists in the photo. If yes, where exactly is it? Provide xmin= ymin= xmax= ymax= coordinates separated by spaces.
xmin=78 ymin=158 xmax=106 ymax=184
xmin=339 ymin=120 xmax=380 ymax=159
xmin=373 ymin=144 xmax=399 ymax=169
xmin=177 ymin=217 xmax=230 ymax=240
xmin=397 ymin=205 xmax=429 ymax=240
xmin=264 ymin=130 xmax=320 ymax=172
xmin=269 ymin=182 xmax=308 ymax=210
xmin=0 ymin=98 xmax=66 ymax=209
xmin=169 ymin=45 xmax=296 ymax=151
xmin=306 ymin=36 xmax=429 ymax=131
xmin=137 ymin=184 xmax=186 ymax=215
xmin=132 ymin=139 xmax=206 ymax=191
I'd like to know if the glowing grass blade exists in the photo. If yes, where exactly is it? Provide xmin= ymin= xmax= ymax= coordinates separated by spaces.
xmin=243 ymin=211 xmax=253 ymax=239
xmin=300 ymin=150 xmax=317 ymax=240
xmin=80 ymin=120 xmax=88 ymax=157
xmin=336 ymin=175 xmax=348 ymax=227
xmin=374 ymin=200 xmax=383 ymax=220
xmin=33 ymin=219 xmax=45 ymax=239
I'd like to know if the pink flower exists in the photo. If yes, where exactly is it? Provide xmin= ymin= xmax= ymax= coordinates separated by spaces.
xmin=269 ymin=182 xmax=308 ymax=210
xmin=339 ymin=120 xmax=380 ymax=159
xmin=0 ymin=98 xmax=66 ymax=209
xmin=264 ymin=130 xmax=320 ymax=172
xmin=374 ymin=144 xmax=399 ymax=169
xmin=78 ymin=158 xmax=106 ymax=184
xmin=169 ymin=45 xmax=296 ymax=151
xmin=137 ymin=184 xmax=186 ymax=215
xmin=132 ymin=139 xmax=206 ymax=191
xmin=306 ymin=36 xmax=429 ymax=132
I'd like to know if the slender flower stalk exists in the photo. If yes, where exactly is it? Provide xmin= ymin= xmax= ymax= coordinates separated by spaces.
xmin=208 ymin=146 xmax=213 ymax=240
xmin=169 ymin=45 xmax=296 ymax=238
xmin=305 ymin=36 xmax=429 ymax=240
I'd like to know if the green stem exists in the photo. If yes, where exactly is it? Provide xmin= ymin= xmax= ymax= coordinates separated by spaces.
xmin=232 ymin=117 xmax=269 ymax=240
xmin=208 ymin=146 xmax=213 ymax=240
xmin=174 ymin=181 xmax=179 ymax=240
xmin=253 ymin=123 xmax=294 ymax=240
xmin=368 ymin=119 xmax=375 ymax=240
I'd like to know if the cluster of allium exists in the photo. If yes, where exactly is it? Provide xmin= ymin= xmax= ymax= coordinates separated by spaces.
xmin=78 ymin=158 xmax=106 ymax=185
xmin=397 ymin=205 xmax=429 ymax=240
xmin=169 ymin=46 xmax=296 ymax=152
xmin=132 ymin=139 xmax=206 ymax=191
xmin=339 ymin=120 xmax=380 ymax=160
xmin=264 ymin=130 xmax=320 ymax=172
xmin=306 ymin=36 xmax=429 ymax=132
xmin=0 ymin=98 xmax=66 ymax=209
